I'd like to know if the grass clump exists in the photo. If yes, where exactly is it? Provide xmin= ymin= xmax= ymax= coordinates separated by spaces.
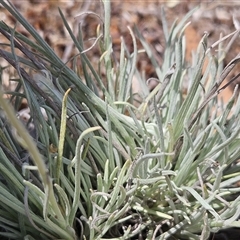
xmin=0 ymin=1 xmax=240 ymax=239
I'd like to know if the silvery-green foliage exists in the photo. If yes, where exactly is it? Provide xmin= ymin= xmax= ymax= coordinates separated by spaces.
xmin=0 ymin=1 xmax=240 ymax=240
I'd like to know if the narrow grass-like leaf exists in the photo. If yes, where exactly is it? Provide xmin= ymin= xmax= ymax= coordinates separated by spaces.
xmin=182 ymin=187 xmax=219 ymax=219
xmin=69 ymin=126 xmax=101 ymax=226
xmin=56 ymin=87 xmax=71 ymax=185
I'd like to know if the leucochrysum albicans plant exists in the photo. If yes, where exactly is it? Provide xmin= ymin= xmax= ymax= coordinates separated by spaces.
xmin=0 ymin=1 xmax=240 ymax=239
